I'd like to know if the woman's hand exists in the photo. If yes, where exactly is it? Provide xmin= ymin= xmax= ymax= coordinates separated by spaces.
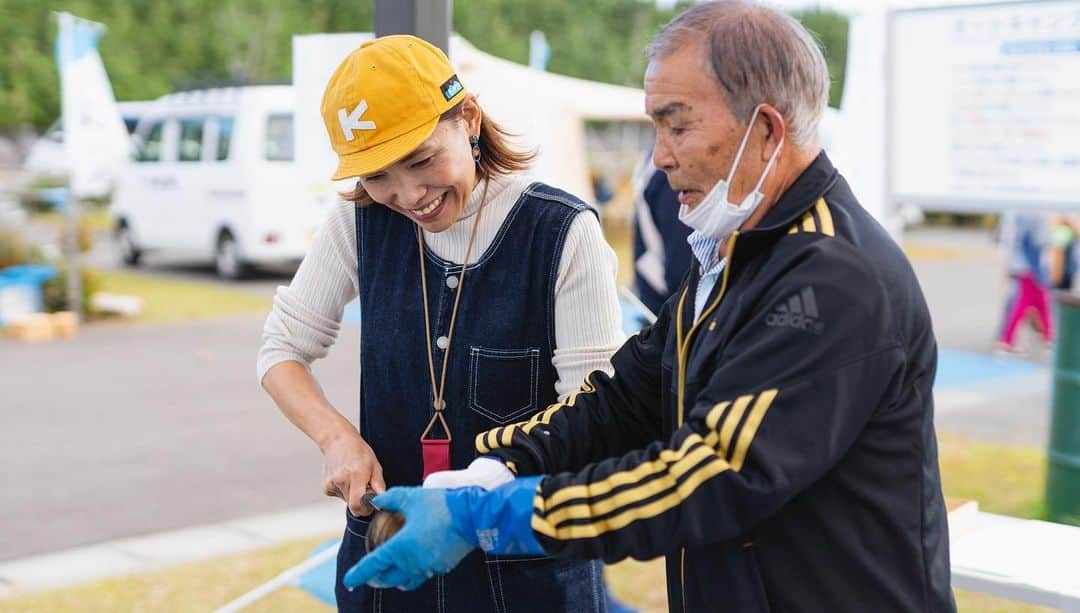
xmin=259 ymin=361 xmax=387 ymax=516
xmin=321 ymin=430 xmax=386 ymax=516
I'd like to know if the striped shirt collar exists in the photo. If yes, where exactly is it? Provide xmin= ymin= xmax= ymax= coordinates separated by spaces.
xmin=687 ymin=231 xmax=726 ymax=277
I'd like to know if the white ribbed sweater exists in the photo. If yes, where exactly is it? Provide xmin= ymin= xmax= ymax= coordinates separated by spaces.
xmin=257 ymin=174 xmax=624 ymax=401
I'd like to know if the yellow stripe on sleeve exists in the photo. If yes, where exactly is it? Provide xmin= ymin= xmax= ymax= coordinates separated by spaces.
xmin=533 ymin=389 xmax=779 ymax=541
xmin=541 ymin=432 xmax=703 ymax=510
xmin=521 ymin=375 xmax=597 ymax=434
xmin=522 ymin=403 xmax=562 ymax=434
xmin=540 ymin=437 xmax=717 ymax=528
xmin=476 ymin=375 xmax=601 ymax=455
xmin=533 ymin=443 xmax=731 ymax=539
xmin=718 ymin=394 xmax=755 ymax=456
xmin=476 ymin=431 xmax=490 ymax=454
xmin=499 ymin=425 xmax=515 ymax=447
xmin=704 ymin=401 xmax=732 ymax=431
xmin=730 ymin=389 xmax=778 ymax=470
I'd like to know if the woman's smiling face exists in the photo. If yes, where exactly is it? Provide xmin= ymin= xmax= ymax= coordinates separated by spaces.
xmin=358 ymin=96 xmax=482 ymax=233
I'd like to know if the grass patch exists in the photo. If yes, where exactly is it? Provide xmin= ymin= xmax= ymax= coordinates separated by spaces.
xmin=92 ymin=269 xmax=270 ymax=323
xmin=0 ymin=435 xmax=1057 ymax=612
xmin=903 ymin=243 xmax=993 ymax=262
xmin=605 ymin=558 xmax=668 ymax=612
xmin=953 ymin=591 xmax=1057 ymax=613
xmin=939 ymin=433 xmax=1053 ymax=612
xmin=1 ymin=537 xmax=332 ymax=612
xmin=937 ymin=432 xmax=1047 ymax=520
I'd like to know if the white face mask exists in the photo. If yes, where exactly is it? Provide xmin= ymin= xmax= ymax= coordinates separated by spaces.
xmin=678 ymin=105 xmax=785 ymax=241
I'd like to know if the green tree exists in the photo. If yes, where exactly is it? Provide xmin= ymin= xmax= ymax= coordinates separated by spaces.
xmin=0 ymin=0 xmax=376 ymax=130
xmin=792 ymin=7 xmax=849 ymax=108
xmin=453 ymin=0 xmax=684 ymax=88
xmin=0 ymin=0 xmax=849 ymax=131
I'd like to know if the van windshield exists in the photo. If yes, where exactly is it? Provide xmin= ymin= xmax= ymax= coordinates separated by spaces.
xmin=134 ymin=121 xmax=164 ymax=162
xmin=265 ymin=114 xmax=293 ymax=162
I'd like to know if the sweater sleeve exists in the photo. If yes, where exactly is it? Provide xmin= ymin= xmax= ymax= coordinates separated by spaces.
xmin=551 ymin=212 xmax=626 ymax=400
xmin=256 ymin=201 xmax=359 ymax=383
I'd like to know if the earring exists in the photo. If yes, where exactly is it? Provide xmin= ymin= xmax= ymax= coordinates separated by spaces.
xmin=469 ymin=135 xmax=481 ymax=163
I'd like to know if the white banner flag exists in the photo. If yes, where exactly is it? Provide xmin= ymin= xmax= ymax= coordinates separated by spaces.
xmin=55 ymin=12 xmax=130 ymax=199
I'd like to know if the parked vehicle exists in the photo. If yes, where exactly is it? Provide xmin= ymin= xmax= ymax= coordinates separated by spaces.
xmin=111 ymin=86 xmax=324 ymax=279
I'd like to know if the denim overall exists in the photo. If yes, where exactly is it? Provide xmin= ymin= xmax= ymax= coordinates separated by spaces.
xmin=335 ymin=182 xmax=605 ymax=612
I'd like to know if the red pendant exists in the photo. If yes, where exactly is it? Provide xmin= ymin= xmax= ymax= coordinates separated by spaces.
xmin=421 ymin=438 xmax=451 ymax=479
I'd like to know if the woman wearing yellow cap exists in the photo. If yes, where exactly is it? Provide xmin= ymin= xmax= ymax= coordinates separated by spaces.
xmin=258 ymin=35 xmax=621 ymax=611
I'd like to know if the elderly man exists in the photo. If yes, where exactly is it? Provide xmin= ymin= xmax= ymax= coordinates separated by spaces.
xmin=345 ymin=2 xmax=955 ymax=611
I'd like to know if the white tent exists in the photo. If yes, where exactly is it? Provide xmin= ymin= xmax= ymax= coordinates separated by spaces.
xmin=292 ymin=33 xmax=649 ymax=205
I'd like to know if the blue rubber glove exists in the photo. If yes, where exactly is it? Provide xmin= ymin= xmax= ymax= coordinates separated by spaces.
xmin=343 ymin=476 xmax=545 ymax=590
xmin=445 ymin=475 xmax=545 ymax=556
xmin=343 ymin=486 xmax=473 ymax=591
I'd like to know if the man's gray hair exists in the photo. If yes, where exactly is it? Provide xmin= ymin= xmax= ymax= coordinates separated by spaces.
xmin=646 ymin=0 xmax=830 ymax=148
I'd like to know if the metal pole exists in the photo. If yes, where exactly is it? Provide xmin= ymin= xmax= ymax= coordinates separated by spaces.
xmin=64 ymin=192 xmax=83 ymax=321
xmin=883 ymin=9 xmax=896 ymax=239
xmin=374 ymin=0 xmax=452 ymax=53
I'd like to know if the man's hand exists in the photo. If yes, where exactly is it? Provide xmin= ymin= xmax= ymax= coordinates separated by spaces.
xmin=321 ymin=430 xmax=386 ymax=516
xmin=422 ymin=457 xmax=514 ymax=490
xmin=343 ymin=487 xmax=474 ymax=590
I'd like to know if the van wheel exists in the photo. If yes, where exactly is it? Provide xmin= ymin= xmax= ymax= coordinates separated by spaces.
xmin=117 ymin=224 xmax=142 ymax=266
xmin=215 ymin=232 xmax=249 ymax=280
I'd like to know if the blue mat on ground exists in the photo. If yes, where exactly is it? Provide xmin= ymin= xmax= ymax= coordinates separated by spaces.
xmin=934 ymin=348 xmax=1044 ymax=388
xmin=297 ymin=539 xmax=638 ymax=611
xmin=295 ymin=539 xmax=338 ymax=606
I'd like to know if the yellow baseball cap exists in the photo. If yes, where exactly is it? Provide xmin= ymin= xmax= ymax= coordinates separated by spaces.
xmin=321 ymin=35 xmax=467 ymax=180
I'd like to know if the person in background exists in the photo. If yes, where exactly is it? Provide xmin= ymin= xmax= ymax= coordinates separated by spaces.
xmin=591 ymin=169 xmax=615 ymax=209
xmin=999 ymin=212 xmax=1053 ymax=352
xmin=631 ymin=148 xmax=692 ymax=317
xmin=1050 ymin=214 xmax=1077 ymax=292
xmin=994 ymin=212 xmax=1018 ymax=339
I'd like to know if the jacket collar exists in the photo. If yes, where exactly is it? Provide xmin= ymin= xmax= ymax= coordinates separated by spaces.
xmin=683 ymin=151 xmax=838 ymax=276
xmin=677 ymin=151 xmax=839 ymax=336
xmin=742 ymin=150 xmax=839 ymax=239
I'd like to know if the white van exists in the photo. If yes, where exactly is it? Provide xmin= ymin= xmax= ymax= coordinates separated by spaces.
xmin=111 ymin=86 xmax=324 ymax=279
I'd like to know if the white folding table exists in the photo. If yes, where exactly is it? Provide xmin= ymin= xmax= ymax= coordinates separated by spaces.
xmin=951 ymin=512 xmax=1080 ymax=611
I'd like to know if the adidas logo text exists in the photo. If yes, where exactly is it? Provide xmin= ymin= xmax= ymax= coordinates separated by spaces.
xmin=765 ymin=286 xmax=824 ymax=335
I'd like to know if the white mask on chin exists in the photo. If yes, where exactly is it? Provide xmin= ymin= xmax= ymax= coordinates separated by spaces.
xmin=678 ymin=105 xmax=785 ymax=242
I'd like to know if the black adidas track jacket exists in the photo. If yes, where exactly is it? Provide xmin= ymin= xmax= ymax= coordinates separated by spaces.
xmin=477 ymin=153 xmax=955 ymax=612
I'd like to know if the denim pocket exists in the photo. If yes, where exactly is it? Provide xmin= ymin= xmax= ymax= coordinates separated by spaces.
xmin=469 ymin=346 xmax=540 ymax=424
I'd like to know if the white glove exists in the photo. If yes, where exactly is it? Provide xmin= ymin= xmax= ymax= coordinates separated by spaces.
xmin=422 ymin=457 xmax=514 ymax=491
